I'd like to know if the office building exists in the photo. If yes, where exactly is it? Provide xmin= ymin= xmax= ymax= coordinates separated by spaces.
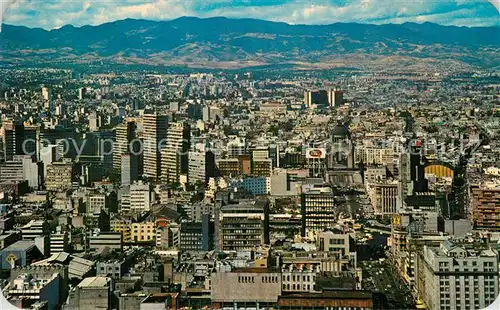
xmin=88 ymin=232 xmax=122 ymax=253
xmin=0 ymin=240 xmax=43 ymax=269
xmin=0 ymin=155 xmax=41 ymax=189
xmin=21 ymin=220 xmax=49 ymax=240
xmin=45 ymin=162 xmax=72 ymax=192
xmin=161 ymin=122 xmax=190 ymax=184
xmin=179 ymin=217 xmax=214 ymax=252
xmin=143 ymin=113 xmax=169 ymax=180
xmin=96 ymin=260 xmax=124 ymax=279
xmin=416 ymin=240 xmax=499 ymax=310
xmin=304 ymin=90 xmax=328 ymax=107
xmin=42 ymin=86 xmax=51 ymax=101
xmin=87 ymin=194 xmax=107 ymax=214
xmin=1 ymin=121 xmax=37 ymax=161
xmin=211 ymin=268 xmax=281 ymax=309
xmin=371 ymin=182 xmax=398 ymax=215
xmin=328 ymin=89 xmax=344 ymax=107
xmin=78 ymin=87 xmax=86 ymax=100
xmin=471 ymin=181 xmax=500 ymax=231
xmin=217 ymin=158 xmax=240 ymax=177
xmin=65 ymin=277 xmax=113 ymax=310
xmin=50 ymin=227 xmax=69 ymax=255
xmin=220 ymin=199 xmax=269 ymax=251
xmin=203 ymin=106 xmax=222 ymax=123
xmin=130 ymin=181 xmax=151 ymax=213
xmin=3 ymin=272 xmax=61 ymax=310
xmin=301 ymin=183 xmax=336 ymax=237
xmin=121 ymin=154 xmax=139 ymax=186
xmin=252 ymin=159 xmax=273 ymax=177
xmin=227 ymin=137 xmax=247 ymax=158
xmin=111 ymin=218 xmax=132 ymax=243
xmin=316 ymin=230 xmax=353 ymax=257
xmin=188 ymin=149 xmax=216 ymax=185
xmin=113 ymin=120 xmax=136 ymax=171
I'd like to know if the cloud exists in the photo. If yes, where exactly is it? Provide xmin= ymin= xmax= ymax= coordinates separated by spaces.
xmin=2 ymin=0 xmax=499 ymax=29
xmin=0 ymin=0 xmax=17 ymax=32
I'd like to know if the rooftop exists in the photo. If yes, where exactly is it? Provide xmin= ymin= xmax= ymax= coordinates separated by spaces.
xmin=77 ymin=276 xmax=110 ymax=288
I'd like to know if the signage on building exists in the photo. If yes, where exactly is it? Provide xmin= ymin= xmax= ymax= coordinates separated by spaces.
xmin=306 ymin=148 xmax=326 ymax=159
xmin=391 ymin=215 xmax=401 ymax=226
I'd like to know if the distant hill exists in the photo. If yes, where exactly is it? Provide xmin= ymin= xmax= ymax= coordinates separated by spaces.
xmin=0 ymin=17 xmax=498 ymax=70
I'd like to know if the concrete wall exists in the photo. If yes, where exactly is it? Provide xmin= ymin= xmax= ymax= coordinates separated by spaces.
xmin=211 ymin=271 xmax=281 ymax=303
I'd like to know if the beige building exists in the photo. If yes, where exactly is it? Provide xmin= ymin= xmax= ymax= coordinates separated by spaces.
xmin=355 ymin=147 xmax=393 ymax=166
xmin=161 ymin=122 xmax=190 ymax=184
xmin=131 ymin=222 xmax=155 ymax=242
xmin=371 ymin=182 xmax=398 ymax=214
xmin=143 ymin=113 xmax=169 ymax=180
xmin=211 ymin=268 xmax=281 ymax=309
xmin=45 ymin=162 xmax=72 ymax=192
xmin=111 ymin=218 xmax=132 ymax=243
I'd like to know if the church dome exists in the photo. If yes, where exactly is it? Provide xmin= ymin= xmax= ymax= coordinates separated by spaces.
xmin=332 ymin=124 xmax=349 ymax=137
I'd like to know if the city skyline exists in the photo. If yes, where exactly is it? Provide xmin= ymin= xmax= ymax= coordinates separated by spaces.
xmin=2 ymin=0 xmax=500 ymax=30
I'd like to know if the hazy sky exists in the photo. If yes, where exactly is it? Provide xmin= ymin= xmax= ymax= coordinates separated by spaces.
xmin=3 ymin=0 xmax=500 ymax=29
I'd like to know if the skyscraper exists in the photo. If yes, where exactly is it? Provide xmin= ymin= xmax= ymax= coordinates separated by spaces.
xmin=161 ymin=122 xmax=191 ymax=184
xmin=113 ymin=120 xmax=136 ymax=171
xmin=42 ymin=86 xmax=51 ymax=108
xmin=121 ymin=154 xmax=139 ymax=186
xmin=301 ymin=183 xmax=336 ymax=237
xmin=143 ymin=113 xmax=169 ymax=180
xmin=1 ymin=121 xmax=36 ymax=161
xmin=328 ymin=89 xmax=344 ymax=107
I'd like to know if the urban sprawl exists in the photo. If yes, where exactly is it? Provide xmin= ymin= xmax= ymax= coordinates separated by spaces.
xmin=0 ymin=67 xmax=499 ymax=310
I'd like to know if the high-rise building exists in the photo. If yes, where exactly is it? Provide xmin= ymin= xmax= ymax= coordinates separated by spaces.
xmin=449 ymin=156 xmax=468 ymax=219
xmin=179 ymin=217 xmax=214 ymax=252
xmin=188 ymin=149 xmax=216 ymax=185
xmin=113 ymin=120 xmax=136 ymax=171
xmin=78 ymin=87 xmax=86 ymax=100
xmin=202 ymin=106 xmax=222 ymax=123
xmin=42 ymin=87 xmax=51 ymax=108
xmin=45 ymin=162 xmax=72 ymax=192
xmin=471 ymin=181 xmax=500 ymax=231
xmin=49 ymin=226 xmax=69 ymax=255
xmin=416 ymin=240 xmax=499 ymax=310
xmin=0 ymin=155 xmax=41 ymax=189
xmin=161 ymin=122 xmax=190 ymax=184
xmin=304 ymin=90 xmax=328 ymax=107
xmin=328 ymin=89 xmax=344 ymax=107
xmin=1 ymin=121 xmax=37 ymax=161
xmin=251 ymin=147 xmax=272 ymax=176
xmin=252 ymin=159 xmax=273 ymax=177
xmin=227 ymin=137 xmax=246 ymax=158
xmin=305 ymin=147 xmax=326 ymax=178
xmin=219 ymin=199 xmax=269 ymax=251
xmin=301 ymin=183 xmax=336 ymax=237
xmin=121 ymin=154 xmax=139 ymax=186
xmin=130 ymin=181 xmax=151 ymax=213
xmin=371 ymin=182 xmax=398 ymax=214
xmin=143 ymin=113 xmax=169 ymax=180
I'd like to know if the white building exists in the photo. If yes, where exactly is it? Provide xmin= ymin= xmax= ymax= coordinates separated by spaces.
xmin=130 ymin=181 xmax=151 ymax=213
xmin=417 ymin=239 xmax=499 ymax=310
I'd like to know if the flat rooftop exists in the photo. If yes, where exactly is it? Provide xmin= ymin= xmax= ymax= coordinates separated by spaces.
xmin=77 ymin=276 xmax=109 ymax=288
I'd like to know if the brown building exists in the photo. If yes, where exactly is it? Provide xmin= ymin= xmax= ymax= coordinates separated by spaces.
xmin=217 ymin=158 xmax=240 ymax=177
xmin=252 ymin=159 xmax=272 ymax=177
xmin=472 ymin=183 xmax=500 ymax=231
xmin=372 ymin=182 xmax=398 ymax=215
xmin=278 ymin=290 xmax=379 ymax=309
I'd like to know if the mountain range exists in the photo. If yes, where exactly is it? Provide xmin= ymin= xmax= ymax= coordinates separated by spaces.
xmin=0 ymin=17 xmax=499 ymax=70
